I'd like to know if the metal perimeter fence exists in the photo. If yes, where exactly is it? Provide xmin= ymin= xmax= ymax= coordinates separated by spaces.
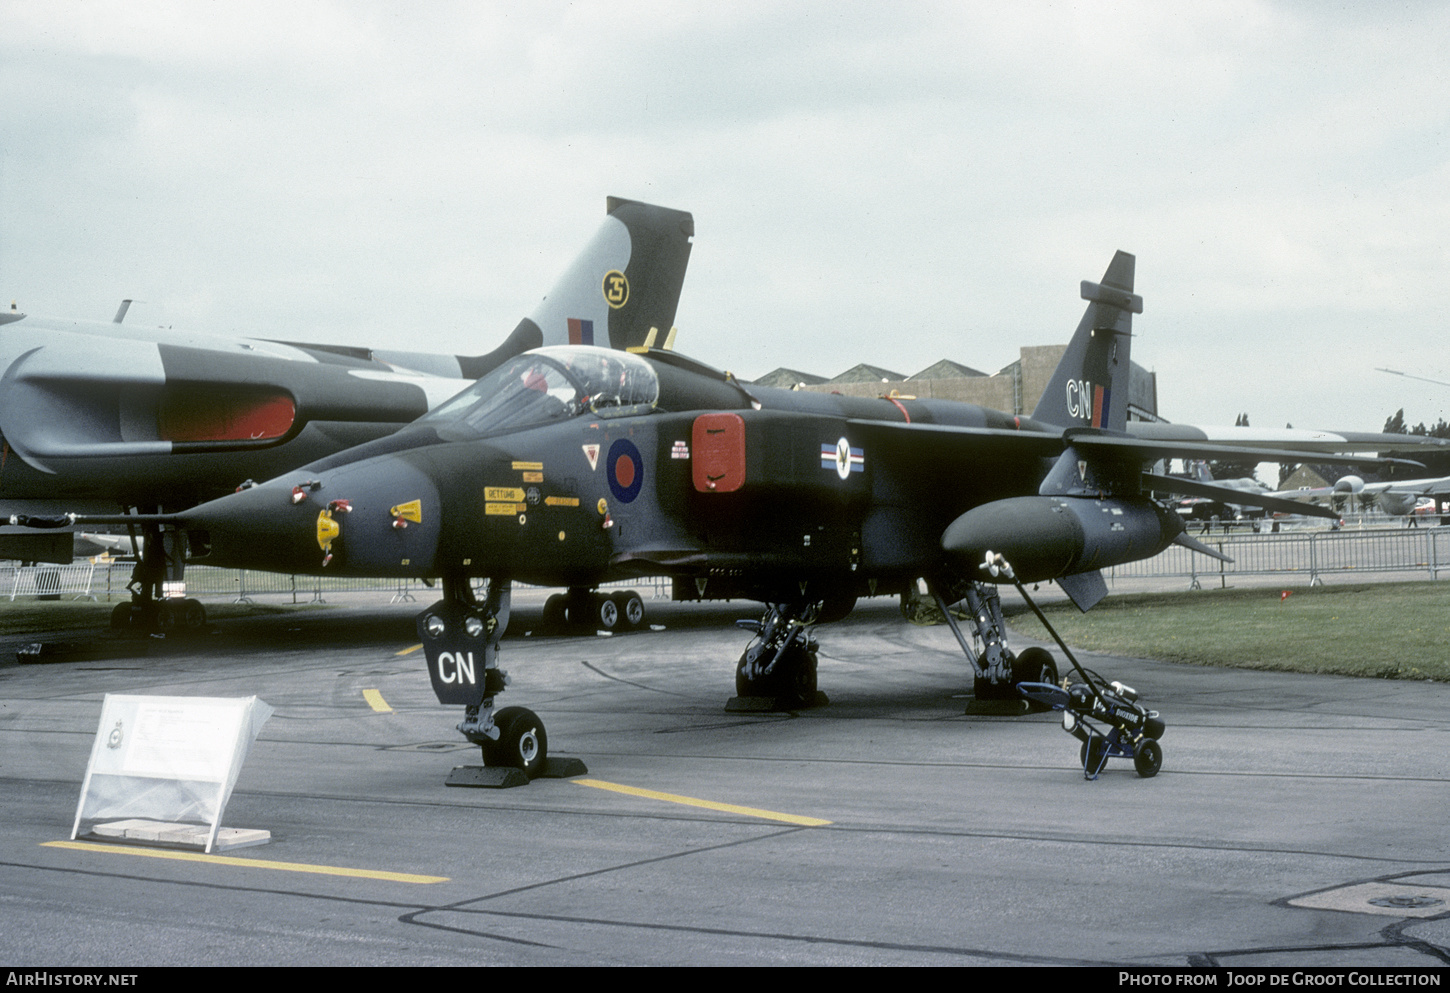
xmin=1107 ymin=519 xmax=1450 ymax=590
xmin=1 ymin=561 xmax=675 ymax=604
xmin=3 ymin=520 xmax=1448 ymax=603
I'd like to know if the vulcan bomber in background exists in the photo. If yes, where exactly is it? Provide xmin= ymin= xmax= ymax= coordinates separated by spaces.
xmin=109 ymin=249 xmax=1445 ymax=779
xmin=1 ymin=197 xmax=695 ymax=629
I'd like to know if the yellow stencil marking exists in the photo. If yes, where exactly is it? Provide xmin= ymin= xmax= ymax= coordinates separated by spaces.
xmin=363 ymin=689 xmax=392 ymax=713
xmin=42 ymin=841 xmax=447 ymax=884
xmin=396 ymin=644 xmax=423 ymax=656
xmin=390 ymin=500 xmax=422 ymax=524
xmin=574 ymin=779 xmax=831 ymax=827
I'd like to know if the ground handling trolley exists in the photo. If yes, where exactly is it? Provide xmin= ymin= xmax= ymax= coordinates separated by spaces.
xmin=978 ymin=551 xmax=1167 ymax=780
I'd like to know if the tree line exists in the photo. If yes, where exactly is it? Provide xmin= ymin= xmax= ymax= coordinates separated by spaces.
xmin=1205 ymin=410 xmax=1450 ymax=484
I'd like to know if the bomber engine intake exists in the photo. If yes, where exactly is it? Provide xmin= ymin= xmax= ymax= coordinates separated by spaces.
xmin=941 ymin=495 xmax=1183 ymax=584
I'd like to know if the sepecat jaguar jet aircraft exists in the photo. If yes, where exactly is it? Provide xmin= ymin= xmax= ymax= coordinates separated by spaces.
xmin=23 ymin=250 xmax=1445 ymax=781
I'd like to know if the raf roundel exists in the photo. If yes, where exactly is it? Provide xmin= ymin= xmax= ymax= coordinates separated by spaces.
xmin=607 ymin=438 xmax=644 ymax=503
xmin=820 ymin=437 xmax=865 ymax=480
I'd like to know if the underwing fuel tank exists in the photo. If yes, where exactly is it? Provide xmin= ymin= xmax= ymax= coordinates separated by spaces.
xmin=941 ymin=496 xmax=1184 ymax=584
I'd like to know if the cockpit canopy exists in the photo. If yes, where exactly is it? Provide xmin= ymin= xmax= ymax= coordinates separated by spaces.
xmin=419 ymin=346 xmax=659 ymax=441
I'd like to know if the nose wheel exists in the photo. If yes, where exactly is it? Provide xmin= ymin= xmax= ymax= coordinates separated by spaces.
xmin=480 ymin=706 xmax=549 ymax=778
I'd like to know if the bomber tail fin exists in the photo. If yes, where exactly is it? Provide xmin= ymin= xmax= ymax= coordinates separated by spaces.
xmin=457 ymin=197 xmax=694 ymax=379
xmin=1030 ymin=251 xmax=1140 ymax=431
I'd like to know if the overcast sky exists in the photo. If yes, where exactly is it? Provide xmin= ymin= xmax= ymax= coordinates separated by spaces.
xmin=3 ymin=1 xmax=1448 ymax=436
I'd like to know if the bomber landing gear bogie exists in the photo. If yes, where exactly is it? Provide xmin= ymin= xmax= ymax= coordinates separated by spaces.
xmin=110 ymin=597 xmax=207 ymax=638
xmin=544 ymin=587 xmax=647 ymax=633
xmin=610 ymin=589 xmax=645 ymax=629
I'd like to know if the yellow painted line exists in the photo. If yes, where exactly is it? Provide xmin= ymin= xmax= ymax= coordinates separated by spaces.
xmin=363 ymin=689 xmax=393 ymax=713
xmin=396 ymin=643 xmax=423 ymax=656
xmin=42 ymin=841 xmax=448 ymax=884
xmin=575 ymin=779 xmax=831 ymax=827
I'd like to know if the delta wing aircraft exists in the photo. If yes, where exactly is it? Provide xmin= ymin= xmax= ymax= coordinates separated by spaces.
xmin=2 ymin=197 xmax=694 ymax=628
xmin=25 ymin=251 xmax=1444 ymax=779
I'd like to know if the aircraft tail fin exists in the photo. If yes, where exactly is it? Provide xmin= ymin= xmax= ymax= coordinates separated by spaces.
xmin=1029 ymin=251 xmax=1140 ymax=431
xmin=458 ymin=197 xmax=694 ymax=379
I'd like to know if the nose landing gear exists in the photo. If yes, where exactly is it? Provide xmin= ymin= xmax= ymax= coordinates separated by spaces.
xmin=417 ymin=576 xmax=587 ymax=788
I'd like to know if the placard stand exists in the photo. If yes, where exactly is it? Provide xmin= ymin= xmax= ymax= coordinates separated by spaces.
xmin=72 ymin=695 xmax=273 ymax=853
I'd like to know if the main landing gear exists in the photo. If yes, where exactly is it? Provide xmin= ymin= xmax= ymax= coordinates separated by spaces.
xmin=110 ymin=523 xmax=207 ymax=637
xmin=417 ymin=576 xmax=586 ymax=788
xmin=727 ymin=601 xmax=830 ymax=712
xmin=923 ymin=577 xmax=1059 ymax=713
xmin=540 ymin=586 xmax=646 ymax=633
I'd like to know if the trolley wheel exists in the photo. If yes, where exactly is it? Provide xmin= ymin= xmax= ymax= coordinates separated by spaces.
xmin=1081 ymin=736 xmax=1109 ymax=778
xmin=1133 ymin=739 xmax=1163 ymax=779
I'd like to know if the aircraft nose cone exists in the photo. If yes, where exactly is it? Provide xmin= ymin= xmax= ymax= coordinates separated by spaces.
xmin=185 ymin=457 xmax=442 ymax=576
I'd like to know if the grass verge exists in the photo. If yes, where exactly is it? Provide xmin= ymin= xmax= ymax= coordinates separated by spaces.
xmin=1002 ymin=582 xmax=1450 ymax=682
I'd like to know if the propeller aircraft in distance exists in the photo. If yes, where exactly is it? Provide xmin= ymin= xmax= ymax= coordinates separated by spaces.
xmin=23 ymin=250 xmax=1444 ymax=782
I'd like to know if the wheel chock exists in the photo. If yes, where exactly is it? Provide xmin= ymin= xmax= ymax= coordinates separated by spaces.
xmin=446 ymin=765 xmax=530 ymax=788
xmin=964 ymin=697 xmax=1032 ymax=716
xmin=445 ymin=756 xmax=588 ymax=788
xmin=538 ymin=756 xmax=588 ymax=778
xmin=724 ymin=691 xmax=829 ymax=713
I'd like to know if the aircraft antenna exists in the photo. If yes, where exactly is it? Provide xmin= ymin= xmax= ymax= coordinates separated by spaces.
xmin=1378 ymin=367 xmax=1450 ymax=389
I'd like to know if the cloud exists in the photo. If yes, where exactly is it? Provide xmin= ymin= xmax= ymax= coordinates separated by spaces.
xmin=2 ymin=1 xmax=1448 ymax=431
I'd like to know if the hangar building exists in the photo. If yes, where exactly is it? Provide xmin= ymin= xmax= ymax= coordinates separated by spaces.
xmin=750 ymin=344 xmax=1159 ymax=422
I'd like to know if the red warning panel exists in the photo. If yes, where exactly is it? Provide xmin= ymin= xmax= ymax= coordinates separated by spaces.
xmin=158 ymin=386 xmax=297 ymax=443
xmin=691 ymin=413 xmax=745 ymax=493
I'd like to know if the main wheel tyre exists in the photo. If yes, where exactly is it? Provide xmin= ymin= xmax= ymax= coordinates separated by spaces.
xmin=594 ymin=594 xmax=620 ymax=631
xmin=1013 ymin=646 xmax=1059 ymax=711
xmin=736 ymin=644 xmax=817 ymax=703
xmin=110 ymin=602 xmax=135 ymax=633
xmin=783 ymin=645 xmax=819 ymax=703
xmin=181 ymin=599 xmax=206 ymax=631
xmin=610 ymin=590 xmax=645 ymax=630
xmin=1081 ymin=736 xmax=1109 ymax=778
xmin=1013 ymin=646 xmax=1058 ymax=685
xmin=1133 ymin=738 xmax=1163 ymax=779
xmin=156 ymin=600 xmax=180 ymax=632
xmin=541 ymin=594 xmax=567 ymax=630
xmin=482 ymin=707 xmax=548 ymax=778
